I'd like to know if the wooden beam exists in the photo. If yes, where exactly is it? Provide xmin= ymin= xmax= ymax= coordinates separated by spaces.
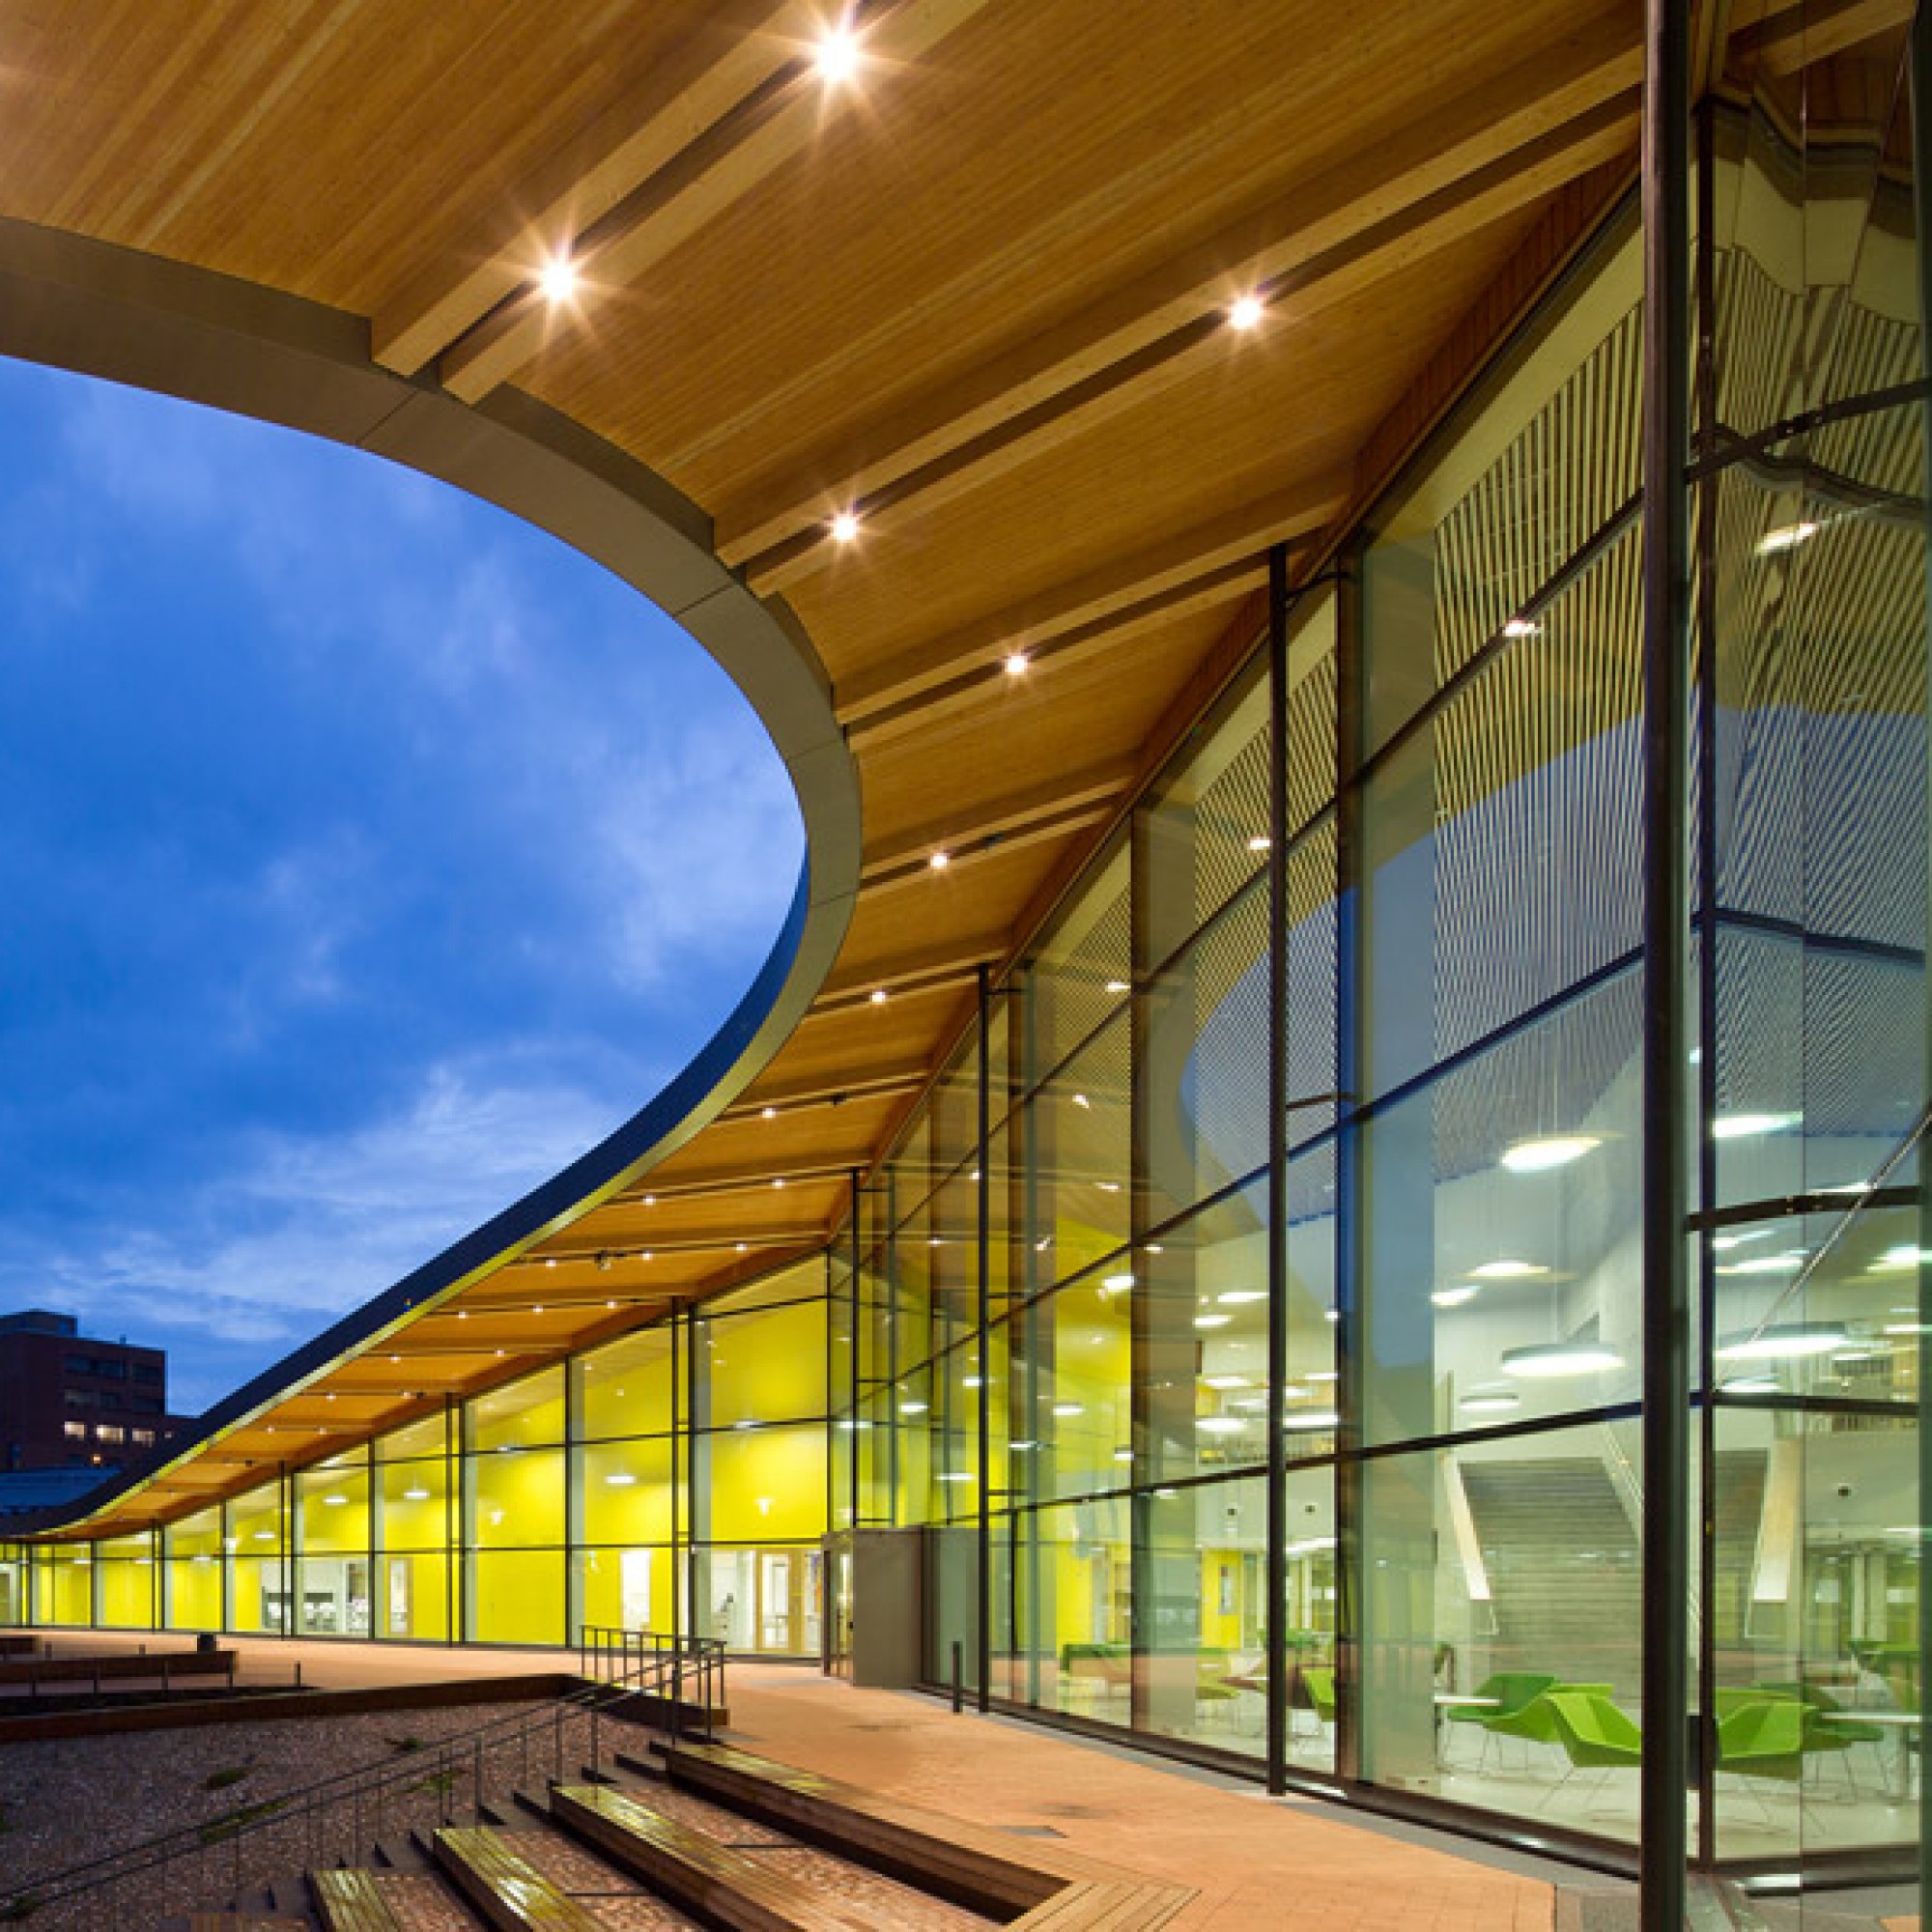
xmin=859 ymin=759 xmax=1134 ymax=889
xmin=722 ymin=32 xmax=1643 ymax=579
xmin=837 ymin=474 xmax=1345 ymax=736
xmin=722 ymin=1059 xmax=932 ymax=1119
xmin=1728 ymin=0 xmax=1913 ymax=76
xmin=372 ymin=3 xmax=811 ymax=377
xmin=439 ymin=0 xmax=1001 ymax=402
xmin=814 ymin=934 xmax=1003 ymax=1009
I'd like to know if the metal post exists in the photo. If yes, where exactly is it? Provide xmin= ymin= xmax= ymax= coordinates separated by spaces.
xmin=1264 ymin=541 xmax=1293 ymax=1796
xmin=976 ymin=961 xmax=993 ymax=1714
xmin=1639 ymin=0 xmax=1692 ymax=1924
xmin=1911 ymin=8 xmax=1932 ymax=1909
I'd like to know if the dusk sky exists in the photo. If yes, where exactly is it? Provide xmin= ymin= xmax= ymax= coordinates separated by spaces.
xmin=0 ymin=355 xmax=804 ymax=1414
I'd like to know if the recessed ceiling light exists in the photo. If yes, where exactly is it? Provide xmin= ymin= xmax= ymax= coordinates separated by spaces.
xmin=1052 ymin=1403 xmax=1085 ymax=1418
xmin=773 ymin=1178 xmax=785 ymax=1190
xmin=1432 ymin=1286 xmax=1478 ymax=1308
xmin=1757 ymin=521 xmax=1818 ymax=555
xmin=1004 ymin=650 xmax=1030 ymax=676
xmin=1194 ymin=1313 xmax=1232 ymax=1329
xmin=1228 ymin=294 xmax=1265 ymax=330
xmin=604 ymin=1472 xmax=637 ymax=1488
xmin=928 ymin=850 xmax=951 ymax=870
xmin=544 ymin=1258 xmax=556 ymax=1269
xmin=643 ymin=1194 xmax=656 ymax=1207
xmin=1218 ymin=1290 xmax=1265 ymax=1305
xmin=829 ymin=509 xmax=861 ymax=543
xmin=1199 ymin=1414 xmax=1246 ymax=1435
xmin=403 ymin=1487 xmax=431 ymax=1502
xmin=899 ymin=1400 xmax=928 ymax=1415
xmin=537 ymin=253 xmax=579 ymax=303
xmin=1105 ymin=979 xmax=1129 ymax=994
xmin=1716 ymin=1252 xmax=1807 ymax=1276
xmin=1501 ymin=1341 xmax=1624 ymax=1378
xmin=813 ymin=19 xmax=865 ymax=84
xmin=1071 ymin=1092 xmax=1091 ymax=1109
xmin=1283 ymin=1410 xmax=1340 ymax=1432
xmin=1247 ymin=835 xmax=1271 ymax=853
xmin=869 ymin=987 xmax=888 ymax=1005
xmin=1102 ymin=1273 xmax=1135 ymax=1292
xmin=1501 ymin=1134 xmax=1601 ymax=1173
xmin=1205 ymin=1375 xmax=1249 ymax=1390
xmin=1469 ymin=1259 xmax=1548 ymax=1280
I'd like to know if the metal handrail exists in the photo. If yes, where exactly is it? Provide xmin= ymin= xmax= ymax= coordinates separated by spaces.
xmin=0 ymin=1628 xmax=724 ymax=1929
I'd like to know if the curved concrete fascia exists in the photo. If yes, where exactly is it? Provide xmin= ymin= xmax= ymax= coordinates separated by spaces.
xmin=0 ymin=213 xmax=861 ymax=1535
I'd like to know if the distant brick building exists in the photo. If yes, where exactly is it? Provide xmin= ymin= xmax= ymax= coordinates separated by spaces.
xmin=0 ymin=1310 xmax=188 ymax=1472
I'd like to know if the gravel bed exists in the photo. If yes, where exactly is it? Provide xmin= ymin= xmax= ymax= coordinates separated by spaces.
xmin=0 ymin=1697 xmax=608 ymax=1930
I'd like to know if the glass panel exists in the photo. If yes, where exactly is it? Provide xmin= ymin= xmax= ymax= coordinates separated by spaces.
xmin=468 ymin=1367 xmax=566 ymax=1451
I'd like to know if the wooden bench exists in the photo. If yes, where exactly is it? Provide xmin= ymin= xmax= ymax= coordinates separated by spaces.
xmin=551 ymin=1784 xmax=871 ymax=1932
xmin=310 ymin=1867 xmax=407 ymax=1932
xmin=432 ymin=1825 xmax=603 ymax=1932
xmin=0 ymin=1647 xmax=235 ymax=1686
xmin=659 ymin=1742 xmax=1192 ymax=1930
xmin=0 ymin=1634 xmax=36 ymax=1657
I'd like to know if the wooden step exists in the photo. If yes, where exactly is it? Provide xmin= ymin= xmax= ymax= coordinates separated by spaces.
xmin=548 ymin=1784 xmax=869 ymax=1932
xmin=310 ymin=1868 xmax=406 ymax=1932
xmin=431 ymin=1824 xmax=603 ymax=1931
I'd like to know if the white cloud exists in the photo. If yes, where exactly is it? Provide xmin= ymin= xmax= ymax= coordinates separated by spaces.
xmin=0 ymin=1060 xmax=655 ymax=1411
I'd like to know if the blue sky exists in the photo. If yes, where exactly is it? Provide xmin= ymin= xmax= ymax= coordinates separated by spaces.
xmin=0 ymin=356 xmax=804 ymax=1413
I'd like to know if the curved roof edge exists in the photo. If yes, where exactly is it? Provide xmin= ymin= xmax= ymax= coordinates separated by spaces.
xmin=0 ymin=213 xmax=861 ymax=1538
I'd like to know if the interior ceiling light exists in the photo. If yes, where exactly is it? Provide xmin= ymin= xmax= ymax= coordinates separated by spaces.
xmin=537 ymin=253 xmax=579 ymax=303
xmin=773 ymin=1178 xmax=786 ymax=1190
xmin=1501 ymin=1340 xmax=1625 ymax=1378
xmin=1205 ymin=1375 xmax=1249 ymax=1390
xmin=1469 ymin=1259 xmax=1548 ymax=1280
xmin=761 ymin=1106 xmax=777 ymax=1121
xmin=323 ymin=1493 xmax=347 ymax=1507
xmin=643 ymin=1195 xmax=656 ymax=1207
xmin=1198 ymin=1414 xmax=1246 ymax=1435
xmin=1218 ymin=1290 xmax=1265 ymax=1305
xmin=1306 ymin=1369 xmax=1339 ymax=1383
xmin=544 ymin=1258 xmax=556 ymax=1269
xmin=813 ymin=17 xmax=865 ymax=83
xmin=1228 ymin=293 xmax=1265 ymax=330
xmin=1106 ymin=979 xmax=1130 ymax=994
xmin=604 ymin=1472 xmax=637 ymax=1488
xmin=899 ymin=1400 xmax=928 ymax=1415
xmin=829 ymin=509 xmax=861 ymax=543
xmin=1052 ymin=1403 xmax=1085 ymax=1417
xmin=1284 ymin=1409 xmax=1340 ymax=1431
xmin=1869 ymin=1244 xmax=1932 ymax=1272
xmin=1071 ymin=1092 xmax=1091 ymax=1109
xmin=1721 ymin=1375 xmax=1780 ymax=1394
xmin=1247 ymin=835 xmax=1271 ymax=853
xmin=1502 ymin=616 xmax=1541 ymax=639
xmin=1193 ymin=1313 xmax=1232 ymax=1329
xmin=1716 ymin=1321 xmax=1849 ymax=1361
xmin=1459 ymin=1389 xmax=1520 ymax=1413
xmin=928 ymin=850 xmax=951 ymax=870
xmin=1757 ymin=520 xmax=1818 ymax=555
xmin=403 ymin=1486 xmax=431 ymax=1502
xmin=869 ymin=987 xmax=889 ymax=1005
xmin=1716 ymin=1251 xmax=1807 ymax=1276
xmin=1004 ymin=650 xmax=1030 ymax=676
xmin=1102 ymin=1272 xmax=1135 ymax=1292
xmin=1500 ymin=1134 xmax=1601 ymax=1174
xmin=1712 ymin=1111 xmax=1802 ymax=1139
xmin=1432 ymin=1286 xmax=1479 ymax=1308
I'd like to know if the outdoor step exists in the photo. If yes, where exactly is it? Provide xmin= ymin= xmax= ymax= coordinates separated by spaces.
xmin=432 ymin=1824 xmax=605 ymax=1931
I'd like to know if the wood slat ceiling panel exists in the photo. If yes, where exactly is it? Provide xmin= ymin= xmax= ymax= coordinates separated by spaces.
xmin=854 ymin=603 xmax=1237 ymax=825
xmin=518 ymin=0 xmax=1618 ymax=502
xmin=0 ymin=0 xmax=763 ymax=312
xmin=779 ymin=203 xmax=1550 ymax=678
xmin=619 ymin=1092 xmax=903 ymax=1193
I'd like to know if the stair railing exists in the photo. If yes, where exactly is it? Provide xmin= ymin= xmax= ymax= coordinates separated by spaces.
xmin=0 ymin=1627 xmax=724 ymax=1931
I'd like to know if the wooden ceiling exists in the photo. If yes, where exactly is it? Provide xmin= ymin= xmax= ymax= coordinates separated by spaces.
xmin=2 ymin=0 xmax=1906 ymax=1535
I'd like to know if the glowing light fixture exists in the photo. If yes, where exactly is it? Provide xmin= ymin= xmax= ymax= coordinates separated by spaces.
xmin=1712 ymin=1111 xmax=1802 ymax=1139
xmin=1501 ymin=1341 xmax=1624 ymax=1378
xmin=869 ymin=987 xmax=889 ymax=1005
xmin=899 ymin=1400 xmax=928 ymax=1415
xmin=1459 ymin=1389 xmax=1520 ymax=1414
xmin=1470 ymin=1259 xmax=1548 ymax=1280
xmin=1284 ymin=1409 xmax=1340 ymax=1431
xmin=1193 ymin=1313 xmax=1232 ymax=1329
xmin=1502 ymin=615 xmax=1540 ymax=639
xmin=813 ymin=17 xmax=865 ymax=83
xmin=1716 ymin=1322 xmax=1848 ymax=1362
xmin=829 ymin=509 xmax=861 ymax=543
xmin=1102 ymin=1272 xmax=1135 ymax=1292
xmin=1431 ymin=1286 xmax=1478 ymax=1308
xmin=1199 ymin=1414 xmax=1246 ymax=1435
xmin=1052 ymin=1402 xmax=1085 ymax=1418
xmin=1228 ymin=294 xmax=1265 ymax=330
xmin=1757 ymin=521 xmax=1818 ymax=555
xmin=1205 ymin=1375 xmax=1249 ymax=1390
xmin=1105 ymin=980 xmax=1130 ymax=994
xmin=1219 ymin=1290 xmax=1265 ymax=1305
xmin=1500 ymin=1134 xmax=1601 ymax=1174
xmin=1247 ymin=834 xmax=1271 ymax=853
xmin=928 ymin=850 xmax=951 ymax=870
xmin=1716 ymin=1252 xmax=1807 ymax=1277
xmin=1004 ymin=650 xmax=1030 ymax=676
xmin=603 ymin=1472 xmax=637 ymax=1488
xmin=537 ymin=253 xmax=579 ymax=303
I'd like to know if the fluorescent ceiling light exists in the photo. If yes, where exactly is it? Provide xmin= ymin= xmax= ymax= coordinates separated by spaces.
xmin=1198 ymin=1415 xmax=1246 ymax=1435
xmin=1500 ymin=1134 xmax=1601 ymax=1174
xmin=1193 ymin=1314 xmax=1231 ymax=1329
xmin=1712 ymin=1112 xmax=1801 ymax=1139
xmin=1757 ymin=521 xmax=1818 ymax=555
xmin=1283 ymin=1409 xmax=1340 ymax=1431
xmin=1431 ymin=1286 xmax=1478 ymax=1309
xmin=1470 ymin=1259 xmax=1548 ymax=1280
xmin=1501 ymin=1341 xmax=1624 ymax=1378
xmin=1459 ymin=1390 xmax=1520 ymax=1413
xmin=1218 ymin=1290 xmax=1265 ymax=1305
xmin=1716 ymin=1322 xmax=1848 ymax=1361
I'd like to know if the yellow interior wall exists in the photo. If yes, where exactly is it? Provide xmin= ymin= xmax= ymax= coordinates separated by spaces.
xmin=168 ymin=1559 xmax=222 ymax=1629
xmin=48 ymin=1555 xmax=92 ymax=1624
xmin=704 ymin=1425 xmax=826 ymax=1543
xmin=579 ymin=1545 xmax=676 ymax=1634
xmin=580 ymin=1439 xmax=674 ymax=1544
xmin=704 ymin=1300 xmax=827 ymax=1425
xmin=230 ymin=1556 xmax=290 ymax=1633
xmin=470 ymin=1548 xmax=564 ymax=1644
xmin=98 ymin=1559 xmax=153 ymax=1628
xmin=469 ymin=1447 xmax=565 ymax=1547
xmin=299 ymin=1476 xmax=370 ymax=1554
xmin=380 ymin=1463 xmax=449 ymax=1548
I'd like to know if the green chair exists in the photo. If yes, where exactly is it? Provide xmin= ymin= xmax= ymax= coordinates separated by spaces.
xmin=1717 ymin=1698 xmax=1806 ymax=1782
xmin=1542 ymin=1691 xmax=1643 ymax=1811
xmin=1443 ymin=1672 xmax=1557 ymax=1768
xmin=1292 ymin=1664 xmax=1337 ymax=1740
xmin=1478 ymin=1682 xmax=1610 ymax=1770
xmin=1762 ymin=1682 xmax=1889 ymax=1793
